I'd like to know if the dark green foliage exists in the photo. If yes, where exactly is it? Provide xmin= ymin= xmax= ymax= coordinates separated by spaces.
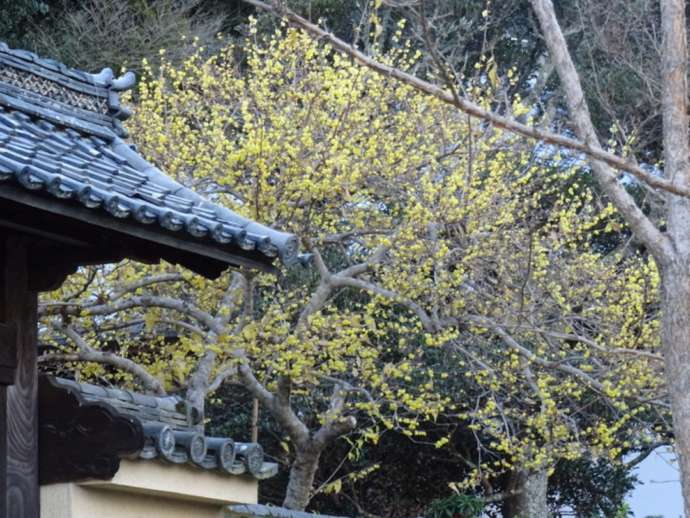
xmin=0 ymin=0 xmax=50 ymax=45
xmin=427 ymin=494 xmax=485 ymax=518
xmin=26 ymin=0 xmax=226 ymax=73
xmin=300 ymin=424 xmax=636 ymax=517
xmin=547 ymin=457 xmax=637 ymax=517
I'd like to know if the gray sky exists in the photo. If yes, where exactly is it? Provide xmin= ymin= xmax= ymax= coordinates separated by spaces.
xmin=628 ymin=448 xmax=683 ymax=517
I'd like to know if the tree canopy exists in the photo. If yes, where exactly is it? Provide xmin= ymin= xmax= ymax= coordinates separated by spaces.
xmin=36 ymin=20 xmax=668 ymax=514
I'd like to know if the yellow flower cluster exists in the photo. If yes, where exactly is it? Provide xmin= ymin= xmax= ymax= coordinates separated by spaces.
xmin=48 ymin=23 xmax=665 ymax=493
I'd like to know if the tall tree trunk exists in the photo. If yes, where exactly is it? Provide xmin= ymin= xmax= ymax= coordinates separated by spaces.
xmin=659 ymin=0 xmax=690 ymax=513
xmin=661 ymin=264 xmax=690 ymax=516
xmin=503 ymin=468 xmax=549 ymax=518
xmin=283 ymin=445 xmax=321 ymax=510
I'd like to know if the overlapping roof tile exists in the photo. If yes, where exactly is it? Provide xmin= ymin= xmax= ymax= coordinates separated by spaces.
xmin=0 ymin=42 xmax=299 ymax=267
xmin=40 ymin=376 xmax=278 ymax=483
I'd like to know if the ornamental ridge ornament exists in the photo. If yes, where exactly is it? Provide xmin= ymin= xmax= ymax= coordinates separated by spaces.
xmin=0 ymin=42 xmax=136 ymax=138
xmin=0 ymin=64 xmax=109 ymax=115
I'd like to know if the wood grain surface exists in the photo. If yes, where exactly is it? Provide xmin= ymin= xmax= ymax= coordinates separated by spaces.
xmin=0 ymin=234 xmax=39 ymax=518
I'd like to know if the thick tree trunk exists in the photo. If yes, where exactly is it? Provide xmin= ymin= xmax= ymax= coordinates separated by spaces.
xmin=635 ymin=0 xmax=690 ymax=512
xmin=503 ymin=468 xmax=549 ymax=518
xmin=185 ymin=388 xmax=206 ymax=432
xmin=661 ymin=263 xmax=690 ymax=517
xmin=282 ymin=445 xmax=321 ymax=511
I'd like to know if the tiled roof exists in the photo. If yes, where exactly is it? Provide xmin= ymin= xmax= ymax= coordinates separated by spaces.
xmin=40 ymin=376 xmax=278 ymax=484
xmin=0 ymin=43 xmax=300 ymax=267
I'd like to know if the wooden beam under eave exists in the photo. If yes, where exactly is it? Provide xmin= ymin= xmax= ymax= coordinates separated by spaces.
xmin=0 ymin=185 xmax=276 ymax=278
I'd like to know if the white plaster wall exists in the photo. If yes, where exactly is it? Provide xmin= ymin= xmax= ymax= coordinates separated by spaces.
xmin=41 ymin=459 xmax=259 ymax=518
xmin=42 ymin=484 xmax=225 ymax=518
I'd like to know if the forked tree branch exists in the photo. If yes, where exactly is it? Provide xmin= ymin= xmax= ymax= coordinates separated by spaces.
xmin=42 ymin=322 xmax=167 ymax=396
xmin=39 ymin=294 xmax=218 ymax=331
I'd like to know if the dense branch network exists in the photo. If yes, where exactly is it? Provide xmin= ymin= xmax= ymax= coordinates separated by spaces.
xmin=241 ymin=0 xmax=684 ymax=209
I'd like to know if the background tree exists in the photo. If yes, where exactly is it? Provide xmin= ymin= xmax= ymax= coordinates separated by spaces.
xmin=28 ymin=0 xmax=226 ymax=73
xmin=0 ymin=0 xmax=50 ymax=46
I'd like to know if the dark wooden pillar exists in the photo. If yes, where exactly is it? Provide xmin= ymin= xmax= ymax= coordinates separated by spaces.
xmin=0 ymin=234 xmax=38 ymax=518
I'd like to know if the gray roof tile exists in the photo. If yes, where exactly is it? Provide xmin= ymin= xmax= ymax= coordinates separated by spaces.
xmin=0 ymin=42 xmax=300 ymax=266
xmin=48 ymin=377 xmax=276 ymax=479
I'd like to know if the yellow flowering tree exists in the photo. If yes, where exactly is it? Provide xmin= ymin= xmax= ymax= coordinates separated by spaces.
xmin=39 ymin=26 xmax=664 ymax=513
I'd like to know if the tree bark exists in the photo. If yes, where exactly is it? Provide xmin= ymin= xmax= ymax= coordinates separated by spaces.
xmin=283 ymin=445 xmax=322 ymax=510
xmin=661 ymin=264 xmax=690 ymax=517
xmin=659 ymin=0 xmax=690 ymax=514
xmin=502 ymin=468 xmax=549 ymax=518
xmin=185 ymin=386 xmax=206 ymax=432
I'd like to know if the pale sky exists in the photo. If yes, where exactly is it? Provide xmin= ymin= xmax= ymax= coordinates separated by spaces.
xmin=628 ymin=448 xmax=684 ymax=518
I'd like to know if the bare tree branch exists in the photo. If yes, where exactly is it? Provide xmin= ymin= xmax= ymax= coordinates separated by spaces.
xmin=331 ymin=275 xmax=436 ymax=331
xmin=313 ymin=382 xmax=357 ymax=449
xmin=238 ymin=363 xmax=311 ymax=446
xmin=40 ymin=295 xmax=219 ymax=331
xmin=215 ymin=271 xmax=248 ymax=327
xmin=44 ymin=323 xmax=166 ymax=396
xmin=110 ymin=272 xmax=186 ymax=300
xmin=207 ymin=365 xmax=238 ymax=393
